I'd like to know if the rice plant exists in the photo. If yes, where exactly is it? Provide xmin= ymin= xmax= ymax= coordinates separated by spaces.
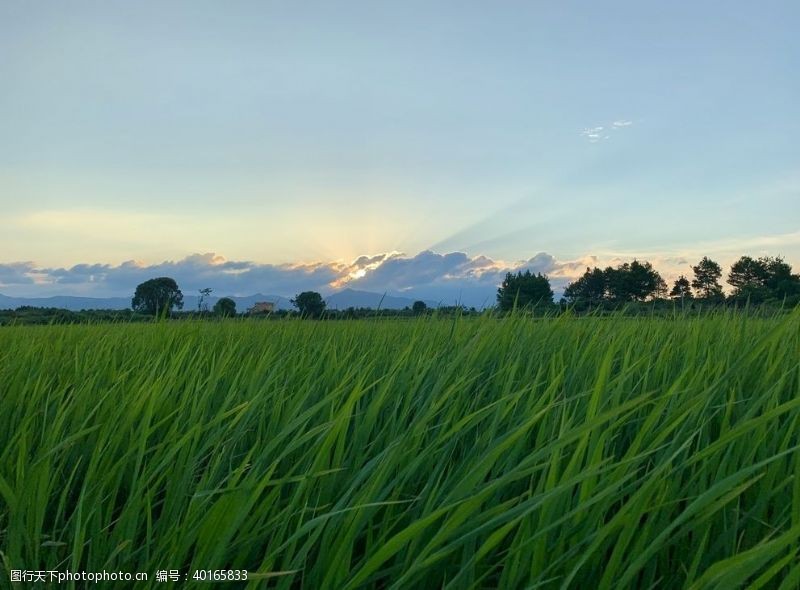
xmin=1 ymin=311 xmax=799 ymax=588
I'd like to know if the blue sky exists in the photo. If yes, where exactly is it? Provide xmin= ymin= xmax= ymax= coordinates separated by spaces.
xmin=1 ymin=1 xmax=798 ymax=302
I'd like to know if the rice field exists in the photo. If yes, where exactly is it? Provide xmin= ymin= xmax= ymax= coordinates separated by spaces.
xmin=1 ymin=312 xmax=800 ymax=588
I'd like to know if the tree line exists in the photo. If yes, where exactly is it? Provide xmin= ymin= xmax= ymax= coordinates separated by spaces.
xmin=131 ymin=255 xmax=800 ymax=318
xmin=130 ymin=278 xmax=334 ymax=318
xmin=5 ymin=253 xmax=795 ymax=326
xmin=496 ymin=255 xmax=800 ymax=311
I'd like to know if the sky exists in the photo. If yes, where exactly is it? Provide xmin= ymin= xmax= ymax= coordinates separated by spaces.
xmin=1 ymin=1 xmax=798 ymax=304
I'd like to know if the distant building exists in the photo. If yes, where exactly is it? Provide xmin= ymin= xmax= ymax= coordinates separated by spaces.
xmin=247 ymin=301 xmax=275 ymax=314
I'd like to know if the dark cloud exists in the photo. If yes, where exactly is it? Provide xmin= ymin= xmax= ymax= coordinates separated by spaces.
xmin=343 ymin=250 xmax=574 ymax=307
xmin=0 ymin=262 xmax=37 ymax=286
xmin=29 ymin=255 xmax=340 ymax=297
xmin=350 ymin=251 xmax=473 ymax=292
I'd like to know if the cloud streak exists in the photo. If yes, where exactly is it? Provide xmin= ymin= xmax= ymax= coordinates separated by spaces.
xmin=581 ymin=126 xmax=607 ymax=143
xmin=581 ymin=119 xmax=635 ymax=143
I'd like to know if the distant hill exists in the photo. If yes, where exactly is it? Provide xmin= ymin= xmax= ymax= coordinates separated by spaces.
xmin=0 ymin=293 xmax=132 ymax=311
xmin=325 ymin=289 xmax=438 ymax=310
xmin=0 ymin=292 xmax=293 ymax=312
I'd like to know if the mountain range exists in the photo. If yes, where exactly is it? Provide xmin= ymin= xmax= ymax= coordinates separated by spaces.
xmin=0 ymin=289 xmax=442 ymax=312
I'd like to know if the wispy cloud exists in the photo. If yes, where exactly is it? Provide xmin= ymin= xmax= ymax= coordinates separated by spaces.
xmin=581 ymin=119 xmax=635 ymax=143
xmin=581 ymin=126 xmax=607 ymax=143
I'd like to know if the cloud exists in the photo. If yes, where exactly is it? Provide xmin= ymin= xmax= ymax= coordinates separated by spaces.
xmin=0 ymin=250 xmax=589 ymax=306
xmin=0 ymin=262 xmax=38 ymax=286
xmin=581 ymin=126 xmax=606 ymax=143
xmin=3 ymin=238 xmax=798 ymax=307
xmin=581 ymin=119 xmax=634 ymax=142
xmin=0 ymin=255 xmax=345 ymax=299
xmin=325 ymin=250 xmax=591 ymax=306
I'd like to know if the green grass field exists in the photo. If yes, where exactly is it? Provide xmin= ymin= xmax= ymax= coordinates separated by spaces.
xmin=1 ymin=312 xmax=800 ymax=588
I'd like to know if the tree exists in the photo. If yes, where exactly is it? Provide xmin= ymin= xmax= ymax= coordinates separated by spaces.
xmin=197 ymin=288 xmax=213 ymax=312
xmin=564 ymin=262 xmax=663 ymax=305
xmin=496 ymin=270 xmax=554 ymax=311
xmin=728 ymin=256 xmax=763 ymax=287
xmin=728 ymin=255 xmax=800 ymax=302
xmin=626 ymin=260 xmax=664 ymax=301
xmin=603 ymin=265 xmax=626 ymax=302
xmin=412 ymin=300 xmax=428 ymax=314
xmin=291 ymin=291 xmax=326 ymax=318
xmin=132 ymin=277 xmax=183 ymax=316
xmin=654 ymin=275 xmax=669 ymax=300
xmin=691 ymin=257 xmax=723 ymax=299
xmin=762 ymin=256 xmax=800 ymax=299
xmin=213 ymin=297 xmax=236 ymax=317
xmin=604 ymin=260 xmax=664 ymax=302
xmin=727 ymin=255 xmax=767 ymax=299
xmin=563 ymin=267 xmax=606 ymax=305
xmin=670 ymin=276 xmax=692 ymax=301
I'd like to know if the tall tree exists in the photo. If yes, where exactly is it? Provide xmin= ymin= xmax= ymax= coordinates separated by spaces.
xmin=654 ymin=275 xmax=669 ymax=300
xmin=728 ymin=256 xmax=767 ymax=293
xmin=496 ymin=270 xmax=554 ymax=311
xmin=670 ymin=276 xmax=692 ymax=301
xmin=563 ymin=267 xmax=606 ymax=304
xmin=565 ymin=262 xmax=663 ymax=304
xmin=197 ymin=288 xmax=213 ymax=312
xmin=291 ymin=291 xmax=327 ymax=318
xmin=132 ymin=277 xmax=183 ymax=316
xmin=604 ymin=260 xmax=663 ymax=302
xmin=729 ymin=255 xmax=800 ymax=302
xmin=761 ymin=256 xmax=800 ymax=299
xmin=691 ymin=257 xmax=723 ymax=299
xmin=627 ymin=260 xmax=664 ymax=301
xmin=603 ymin=265 xmax=627 ymax=302
xmin=728 ymin=256 xmax=770 ymax=303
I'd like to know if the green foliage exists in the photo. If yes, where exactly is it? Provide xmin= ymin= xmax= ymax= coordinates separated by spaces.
xmin=691 ymin=256 xmax=724 ymax=300
xmin=1 ymin=313 xmax=800 ymax=588
xmin=131 ymin=277 xmax=184 ymax=316
xmin=763 ymin=257 xmax=800 ymax=299
xmin=197 ymin=288 xmax=213 ymax=312
xmin=728 ymin=255 xmax=800 ymax=303
xmin=412 ymin=300 xmax=428 ymax=314
xmin=608 ymin=260 xmax=664 ymax=301
xmin=728 ymin=256 xmax=768 ymax=293
xmin=564 ymin=260 xmax=665 ymax=305
xmin=563 ymin=267 xmax=607 ymax=305
xmin=496 ymin=270 xmax=554 ymax=311
xmin=670 ymin=275 xmax=692 ymax=300
xmin=291 ymin=291 xmax=326 ymax=318
xmin=213 ymin=297 xmax=237 ymax=317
